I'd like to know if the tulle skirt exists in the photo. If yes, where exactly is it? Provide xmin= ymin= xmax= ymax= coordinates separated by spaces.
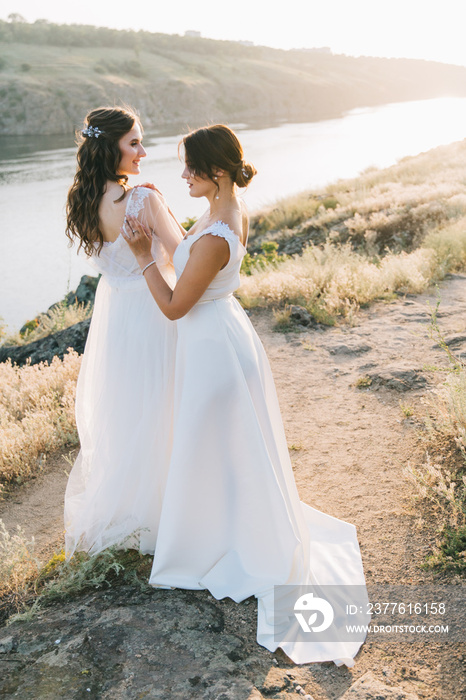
xmin=64 ymin=275 xmax=177 ymax=557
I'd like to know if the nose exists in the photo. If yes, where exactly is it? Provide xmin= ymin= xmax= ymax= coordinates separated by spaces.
xmin=181 ymin=165 xmax=190 ymax=179
xmin=139 ymin=145 xmax=147 ymax=157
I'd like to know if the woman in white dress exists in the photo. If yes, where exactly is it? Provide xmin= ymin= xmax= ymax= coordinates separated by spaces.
xmin=64 ymin=106 xmax=183 ymax=557
xmin=122 ymin=124 xmax=368 ymax=666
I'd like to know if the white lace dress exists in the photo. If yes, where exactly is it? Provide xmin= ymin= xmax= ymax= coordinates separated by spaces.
xmin=148 ymin=222 xmax=368 ymax=666
xmin=64 ymin=187 xmax=178 ymax=557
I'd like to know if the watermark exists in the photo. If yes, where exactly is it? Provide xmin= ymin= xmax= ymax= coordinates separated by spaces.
xmin=273 ymin=584 xmax=465 ymax=645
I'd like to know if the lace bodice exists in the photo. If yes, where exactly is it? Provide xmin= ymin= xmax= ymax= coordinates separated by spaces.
xmin=85 ymin=187 xmax=174 ymax=287
xmin=173 ymin=221 xmax=246 ymax=303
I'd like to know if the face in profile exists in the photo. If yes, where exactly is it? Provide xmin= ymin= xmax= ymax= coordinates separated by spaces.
xmin=182 ymin=162 xmax=219 ymax=199
xmin=118 ymin=123 xmax=146 ymax=176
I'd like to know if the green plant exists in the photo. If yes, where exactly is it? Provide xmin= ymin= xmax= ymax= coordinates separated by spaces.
xmin=272 ymin=307 xmax=294 ymax=332
xmin=241 ymin=241 xmax=287 ymax=275
xmin=423 ymin=525 xmax=466 ymax=573
xmin=400 ymin=402 xmax=414 ymax=418
xmin=9 ymin=545 xmax=153 ymax=623
xmin=322 ymin=195 xmax=338 ymax=210
xmin=181 ymin=216 xmax=197 ymax=231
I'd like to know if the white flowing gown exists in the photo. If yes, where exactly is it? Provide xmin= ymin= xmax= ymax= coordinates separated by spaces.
xmin=148 ymin=221 xmax=368 ymax=666
xmin=64 ymin=187 xmax=180 ymax=557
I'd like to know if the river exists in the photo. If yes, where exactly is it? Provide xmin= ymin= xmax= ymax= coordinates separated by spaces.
xmin=1 ymin=96 xmax=466 ymax=332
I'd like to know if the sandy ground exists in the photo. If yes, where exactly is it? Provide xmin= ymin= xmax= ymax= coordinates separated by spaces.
xmin=1 ymin=275 xmax=466 ymax=699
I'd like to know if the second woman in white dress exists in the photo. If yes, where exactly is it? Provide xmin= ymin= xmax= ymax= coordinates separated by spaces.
xmin=123 ymin=124 xmax=368 ymax=666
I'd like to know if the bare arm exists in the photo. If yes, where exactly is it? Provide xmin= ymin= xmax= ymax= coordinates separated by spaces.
xmin=122 ymin=215 xmax=229 ymax=320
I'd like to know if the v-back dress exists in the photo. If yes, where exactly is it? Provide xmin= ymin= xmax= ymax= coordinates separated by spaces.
xmin=148 ymin=221 xmax=368 ymax=666
xmin=64 ymin=187 xmax=178 ymax=557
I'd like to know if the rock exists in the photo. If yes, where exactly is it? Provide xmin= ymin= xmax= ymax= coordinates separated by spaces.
xmin=366 ymin=365 xmax=427 ymax=392
xmin=443 ymin=334 xmax=466 ymax=348
xmin=3 ymin=274 xmax=98 ymax=366
xmin=289 ymin=305 xmax=316 ymax=327
xmin=63 ymin=275 xmax=100 ymax=308
xmin=259 ymin=667 xmax=290 ymax=693
xmin=18 ymin=276 xmax=98 ymax=336
xmin=327 ymin=342 xmax=372 ymax=355
xmin=0 ymin=586 xmax=267 ymax=700
xmin=0 ymin=319 xmax=91 ymax=366
xmin=340 ymin=670 xmax=420 ymax=699
xmin=0 ymin=636 xmax=14 ymax=654
xmin=281 ymin=238 xmax=305 ymax=255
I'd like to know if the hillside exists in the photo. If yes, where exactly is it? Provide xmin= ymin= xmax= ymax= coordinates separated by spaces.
xmin=1 ymin=19 xmax=466 ymax=135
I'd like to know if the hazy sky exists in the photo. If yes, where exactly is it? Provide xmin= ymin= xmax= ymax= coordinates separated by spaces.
xmin=3 ymin=0 xmax=466 ymax=67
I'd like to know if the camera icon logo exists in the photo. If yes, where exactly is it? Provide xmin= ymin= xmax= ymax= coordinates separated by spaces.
xmin=294 ymin=592 xmax=335 ymax=633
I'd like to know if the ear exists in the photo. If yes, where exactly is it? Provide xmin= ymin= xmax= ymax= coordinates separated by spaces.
xmin=213 ymin=168 xmax=225 ymax=177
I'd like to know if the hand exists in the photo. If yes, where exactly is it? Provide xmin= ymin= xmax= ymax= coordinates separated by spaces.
xmin=121 ymin=216 xmax=153 ymax=264
xmin=135 ymin=182 xmax=164 ymax=197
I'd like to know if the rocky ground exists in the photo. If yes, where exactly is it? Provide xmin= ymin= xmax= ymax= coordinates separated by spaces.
xmin=1 ymin=275 xmax=466 ymax=699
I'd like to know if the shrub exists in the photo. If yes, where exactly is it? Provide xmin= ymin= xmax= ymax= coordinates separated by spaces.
xmin=0 ymin=350 xmax=81 ymax=487
xmin=2 ymin=300 xmax=92 ymax=347
xmin=405 ymin=304 xmax=466 ymax=572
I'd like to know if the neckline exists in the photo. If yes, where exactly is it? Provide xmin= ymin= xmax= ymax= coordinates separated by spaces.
xmin=182 ymin=220 xmax=247 ymax=251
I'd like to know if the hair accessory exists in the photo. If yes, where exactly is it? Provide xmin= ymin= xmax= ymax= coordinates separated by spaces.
xmin=82 ymin=125 xmax=103 ymax=138
xmin=242 ymin=167 xmax=248 ymax=178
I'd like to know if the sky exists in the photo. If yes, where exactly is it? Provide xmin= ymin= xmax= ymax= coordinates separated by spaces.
xmin=3 ymin=0 xmax=466 ymax=67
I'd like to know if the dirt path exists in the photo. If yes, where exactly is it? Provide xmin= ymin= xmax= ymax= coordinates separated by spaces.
xmin=1 ymin=275 xmax=466 ymax=699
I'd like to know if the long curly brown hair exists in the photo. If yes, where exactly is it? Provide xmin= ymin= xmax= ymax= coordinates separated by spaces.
xmin=66 ymin=106 xmax=141 ymax=256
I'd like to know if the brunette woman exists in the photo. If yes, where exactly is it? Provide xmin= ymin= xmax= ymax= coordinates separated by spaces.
xmin=64 ymin=106 xmax=183 ymax=557
xmin=123 ymin=124 xmax=367 ymax=666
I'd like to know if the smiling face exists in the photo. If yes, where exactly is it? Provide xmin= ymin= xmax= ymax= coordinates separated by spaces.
xmin=117 ymin=123 xmax=146 ymax=176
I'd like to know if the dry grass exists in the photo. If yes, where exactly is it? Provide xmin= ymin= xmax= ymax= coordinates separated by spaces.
xmin=241 ymin=140 xmax=466 ymax=325
xmin=0 ymin=519 xmax=39 ymax=620
xmin=238 ymin=241 xmax=440 ymax=320
xmin=2 ymin=301 xmax=92 ymax=348
xmin=0 ymin=350 xmax=81 ymax=489
xmin=249 ymin=140 xmax=466 ymax=256
xmin=0 ymin=520 xmax=154 ymax=624
xmin=405 ymin=306 xmax=466 ymax=571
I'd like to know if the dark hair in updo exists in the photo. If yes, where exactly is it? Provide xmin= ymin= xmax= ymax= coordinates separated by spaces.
xmin=66 ymin=105 xmax=142 ymax=256
xmin=180 ymin=124 xmax=257 ymax=191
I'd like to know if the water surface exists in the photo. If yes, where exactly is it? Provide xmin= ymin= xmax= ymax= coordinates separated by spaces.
xmin=1 ymin=96 xmax=466 ymax=332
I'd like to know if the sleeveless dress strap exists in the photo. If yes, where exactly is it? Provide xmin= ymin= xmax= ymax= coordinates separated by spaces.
xmin=187 ymin=221 xmax=246 ymax=250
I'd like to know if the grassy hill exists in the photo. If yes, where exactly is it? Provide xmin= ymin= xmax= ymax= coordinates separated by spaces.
xmin=1 ymin=19 xmax=466 ymax=135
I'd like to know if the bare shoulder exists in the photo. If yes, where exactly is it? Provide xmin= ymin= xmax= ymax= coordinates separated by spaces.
xmin=211 ymin=202 xmax=249 ymax=245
